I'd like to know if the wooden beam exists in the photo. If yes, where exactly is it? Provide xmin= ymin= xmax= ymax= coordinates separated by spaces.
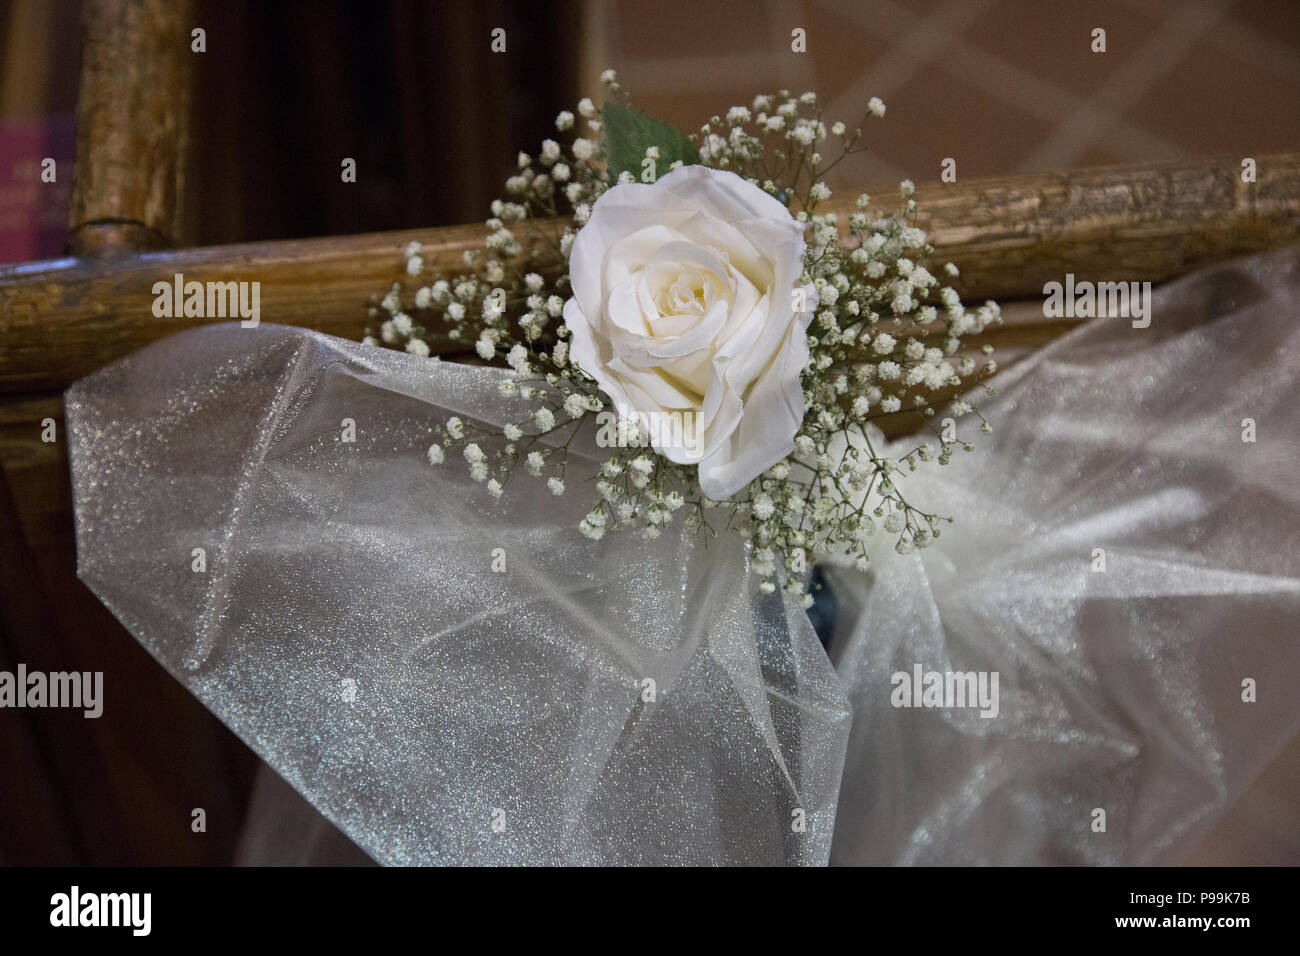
xmin=2 ymin=151 xmax=1298 ymax=393
xmin=1 ymin=222 xmax=482 ymax=393
xmin=917 ymin=150 xmax=1300 ymax=303
xmin=68 ymin=0 xmax=193 ymax=255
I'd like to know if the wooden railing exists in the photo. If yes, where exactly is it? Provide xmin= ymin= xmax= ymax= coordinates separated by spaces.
xmin=4 ymin=151 xmax=1299 ymax=396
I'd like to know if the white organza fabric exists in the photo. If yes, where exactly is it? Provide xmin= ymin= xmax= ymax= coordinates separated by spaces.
xmin=65 ymin=324 xmax=850 ymax=865
xmin=66 ymin=246 xmax=1300 ymax=865
xmin=826 ymin=245 xmax=1300 ymax=864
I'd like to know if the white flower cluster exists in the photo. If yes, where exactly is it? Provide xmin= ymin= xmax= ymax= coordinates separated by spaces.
xmin=655 ymin=90 xmax=1001 ymax=596
xmin=367 ymin=78 xmax=999 ymax=601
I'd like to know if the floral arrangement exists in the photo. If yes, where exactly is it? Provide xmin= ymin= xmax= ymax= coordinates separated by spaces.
xmin=364 ymin=72 xmax=1001 ymax=601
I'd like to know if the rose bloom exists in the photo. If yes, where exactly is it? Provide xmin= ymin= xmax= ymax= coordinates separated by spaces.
xmin=563 ymin=165 xmax=815 ymax=500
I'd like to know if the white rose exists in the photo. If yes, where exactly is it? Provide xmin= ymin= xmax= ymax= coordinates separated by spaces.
xmin=563 ymin=165 xmax=815 ymax=500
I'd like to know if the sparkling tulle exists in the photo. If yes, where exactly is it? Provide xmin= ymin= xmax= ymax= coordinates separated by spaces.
xmin=65 ymin=323 xmax=850 ymax=865
xmin=66 ymin=246 xmax=1300 ymax=865
xmin=827 ymin=245 xmax=1300 ymax=864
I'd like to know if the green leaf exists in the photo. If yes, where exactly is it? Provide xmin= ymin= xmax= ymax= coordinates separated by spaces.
xmin=601 ymin=102 xmax=700 ymax=183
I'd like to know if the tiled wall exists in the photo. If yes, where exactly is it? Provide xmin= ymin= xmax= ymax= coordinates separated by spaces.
xmin=586 ymin=0 xmax=1300 ymax=190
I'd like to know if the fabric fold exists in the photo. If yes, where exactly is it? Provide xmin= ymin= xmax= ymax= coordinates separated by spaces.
xmin=66 ymin=324 xmax=851 ymax=865
xmin=827 ymin=245 xmax=1300 ymax=864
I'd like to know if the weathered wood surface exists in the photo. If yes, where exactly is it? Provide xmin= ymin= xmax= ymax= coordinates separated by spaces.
xmin=3 ymin=151 xmax=1298 ymax=395
xmin=1 ymin=222 xmax=482 ymax=393
xmin=910 ymin=151 xmax=1300 ymax=302
xmin=67 ymin=0 xmax=193 ymax=255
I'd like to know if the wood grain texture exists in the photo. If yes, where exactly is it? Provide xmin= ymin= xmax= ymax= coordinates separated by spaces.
xmin=67 ymin=0 xmax=193 ymax=254
xmin=6 ymin=151 xmax=1298 ymax=394
xmin=0 ymin=223 xmax=485 ymax=392
xmin=912 ymin=151 xmax=1300 ymax=303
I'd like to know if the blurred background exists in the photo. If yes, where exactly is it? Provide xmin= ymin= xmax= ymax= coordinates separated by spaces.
xmin=1 ymin=0 xmax=1297 ymax=864
xmin=5 ymin=0 xmax=1298 ymax=260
